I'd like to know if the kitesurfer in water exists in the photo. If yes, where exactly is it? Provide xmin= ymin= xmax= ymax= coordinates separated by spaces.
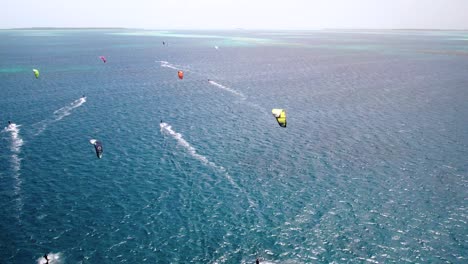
xmin=8 ymin=121 xmax=11 ymax=125
xmin=256 ymin=258 xmax=260 ymax=264
xmin=43 ymin=254 xmax=49 ymax=264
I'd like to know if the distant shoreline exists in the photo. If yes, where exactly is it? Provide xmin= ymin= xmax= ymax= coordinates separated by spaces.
xmin=2 ymin=27 xmax=467 ymax=31
xmin=324 ymin=28 xmax=468 ymax=31
xmin=5 ymin=27 xmax=129 ymax=30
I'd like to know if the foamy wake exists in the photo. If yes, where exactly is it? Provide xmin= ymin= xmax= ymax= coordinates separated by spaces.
xmin=158 ymin=60 xmax=198 ymax=74
xmin=53 ymin=97 xmax=87 ymax=121
xmin=208 ymin=80 xmax=266 ymax=113
xmin=160 ymin=122 xmax=218 ymax=167
xmin=11 ymin=154 xmax=22 ymax=173
xmin=34 ymin=97 xmax=87 ymax=136
xmin=158 ymin=60 xmax=179 ymax=70
xmin=37 ymin=252 xmax=63 ymax=264
xmin=3 ymin=123 xmax=24 ymax=153
xmin=2 ymin=123 xmax=24 ymax=217
xmin=160 ymin=122 xmax=255 ymax=206
xmin=158 ymin=60 xmax=246 ymax=100
xmin=208 ymin=80 xmax=246 ymax=99
xmin=158 ymin=61 xmax=265 ymax=114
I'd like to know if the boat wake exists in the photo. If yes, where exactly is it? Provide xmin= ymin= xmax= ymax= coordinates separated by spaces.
xmin=33 ymin=97 xmax=87 ymax=136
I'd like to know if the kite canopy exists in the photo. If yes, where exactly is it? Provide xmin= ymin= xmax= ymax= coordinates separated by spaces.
xmin=90 ymin=139 xmax=103 ymax=159
xmin=32 ymin=69 xmax=39 ymax=78
xmin=178 ymin=70 xmax=184 ymax=79
xmin=99 ymin=56 xmax=107 ymax=63
xmin=272 ymin=109 xmax=287 ymax=127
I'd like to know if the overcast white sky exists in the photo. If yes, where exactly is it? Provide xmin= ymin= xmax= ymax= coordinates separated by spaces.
xmin=2 ymin=0 xmax=468 ymax=29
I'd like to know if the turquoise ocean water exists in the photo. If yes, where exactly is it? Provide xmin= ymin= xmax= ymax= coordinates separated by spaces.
xmin=0 ymin=29 xmax=467 ymax=263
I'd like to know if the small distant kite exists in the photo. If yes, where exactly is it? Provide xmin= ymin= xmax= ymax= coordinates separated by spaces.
xmin=32 ymin=69 xmax=40 ymax=79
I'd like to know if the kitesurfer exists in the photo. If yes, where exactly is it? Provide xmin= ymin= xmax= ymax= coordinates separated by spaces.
xmin=43 ymin=254 xmax=49 ymax=264
xmin=256 ymin=258 xmax=260 ymax=264
xmin=8 ymin=121 xmax=11 ymax=125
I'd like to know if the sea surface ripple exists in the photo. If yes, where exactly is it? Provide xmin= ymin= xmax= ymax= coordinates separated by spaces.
xmin=0 ymin=29 xmax=466 ymax=263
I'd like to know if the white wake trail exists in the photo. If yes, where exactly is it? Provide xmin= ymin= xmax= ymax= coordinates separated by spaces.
xmin=2 ymin=123 xmax=24 ymax=217
xmin=53 ymin=96 xmax=87 ymax=121
xmin=3 ymin=123 xmax=24 ymax=153
xmin=157 ymin=60 xmax=198 ymax=74
xmin=208 ymin=80 xmax=246 ymax=99
xmin=160 ymin=122 xmax=219 ymax=168
xmin=159 ymin=60 xmax=267 ymax=114
xmin=160 ymin=122 xmax=255 ymax=206
xmin=208 ymin=80 xmax=266 ymax=114
xmin=34 ymin=97 xmax=87 ymax=136
xmin=37 ymin=252 xmax=63 ymax=264
xmin=158 ymin=60 xmax=179 ymax=70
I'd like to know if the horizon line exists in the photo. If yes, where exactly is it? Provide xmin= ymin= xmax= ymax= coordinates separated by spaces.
xmin=1 ymin=27 xmax=468 ymax=31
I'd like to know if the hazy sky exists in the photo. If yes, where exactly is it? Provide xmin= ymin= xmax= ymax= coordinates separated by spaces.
xmin=2 ymin=0 xmax=468 ymax=29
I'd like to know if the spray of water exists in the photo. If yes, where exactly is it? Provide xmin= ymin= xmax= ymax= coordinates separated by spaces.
xmin=37 ymin=252 xmax=63 ymax=264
